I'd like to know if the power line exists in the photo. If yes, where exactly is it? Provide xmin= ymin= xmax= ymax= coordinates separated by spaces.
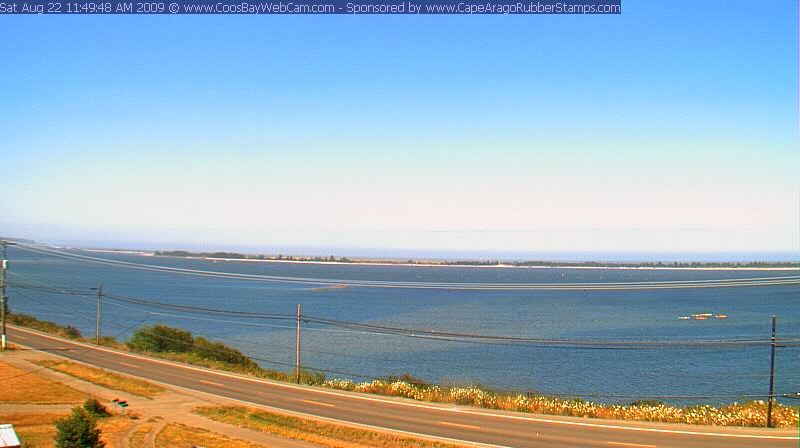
xmin=22 ymin=299 xmax=772 ymax=386
xmin=8 ymin=280 xmax=294 ymax=320
xmin=16 ymin=288 xmax=791 ymax=396
xmin=10 ymin=290 xmax=798 ymax=403
xmin=40 ymin=315 xmax=793 ymax=401
xmin=7 ymin=265 xmax=799 ymax=404
xmin=11 ymin=289 xmax=94 ymax=325
xmin=1 ymin=240 xmax=17 ymax=350
xmin=9 ymin=279 xmax=800 ymax=349
xmin=90 ymin=320 xmax=797 ymax=400
xmin=10 ymin=279 xmax=285 ymax=326
xmin=7 ymin=272 xmax=94 ymax=297
xmin=103 ymin=292 xmax=295 ymax=320
xmin=302 ymin=316 xmax=800 ymax=348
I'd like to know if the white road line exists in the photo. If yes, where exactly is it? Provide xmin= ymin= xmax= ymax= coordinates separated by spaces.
xmin=438 ymin=421 xmax=481 ymax=430
xmin=13 ymin=326 xmax=799 ymax=441
xmin=11 ymin=333 xmax=507 ymax=448
xmin=118 ymin=361 xmax=138 ymax=368
xmin=302 ymin=399 xmax=336 ymax=408
xmin=607 ymin=442 xmax=657 ymax=448
xmin=198 ymin=379 xmax=225 ymax=388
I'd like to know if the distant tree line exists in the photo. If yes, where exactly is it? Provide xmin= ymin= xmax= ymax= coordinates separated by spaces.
xmin=154 ymin=250 xmax=798 ymax=269
xmin=155 ymin=251 xmax=352 ymax=263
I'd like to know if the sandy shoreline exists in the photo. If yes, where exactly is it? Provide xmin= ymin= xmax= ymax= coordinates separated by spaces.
xmin=80 ymin=249 xmax=799 ymax=271
xmin=201 ymin=258 xmax=799 ymax=271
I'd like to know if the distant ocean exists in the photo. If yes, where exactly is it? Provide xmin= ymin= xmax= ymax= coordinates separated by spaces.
xmin=36 ymin=238 xmax=800 ymax=263
xmin=6 ymin=245 xmax=799 ymax=405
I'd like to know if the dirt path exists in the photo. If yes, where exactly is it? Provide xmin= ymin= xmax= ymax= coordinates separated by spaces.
xmin=143 ymin=419 xmax=166 ymax=447
xmin=0 ymin=404 xmax=74 ymax=413
xmin=119 ymin=418 xmax=142 ymax=448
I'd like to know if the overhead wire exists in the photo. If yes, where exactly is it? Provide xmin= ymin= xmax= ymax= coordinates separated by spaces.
xmin=6 ymin=245 xmax=799 ymax=401
xmin=9 ymin=288 xmax=798 ymax=401
xmin=9 ymin=279 xmax=800 ymax=349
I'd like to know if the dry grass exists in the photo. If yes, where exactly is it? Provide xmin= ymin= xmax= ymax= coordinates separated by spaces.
xmin=128 ymin=423 xmax=155 ymax=448
xmin=0 ymin=362 xmax=86 ymax=404
xmin=0 ymin=411 xmax=137 ymax=448
xmin=155 ymin=423 xmax=266 ymax=448
xmin=0 ymin=412 xmax=66 ymax=448
xmin=97 ymin=416 xmax=138 ymax=447
xmin=195 ymin=406 xmax=463 ymax=448
xmin=32 ymin=359 xmax=164 ymax=398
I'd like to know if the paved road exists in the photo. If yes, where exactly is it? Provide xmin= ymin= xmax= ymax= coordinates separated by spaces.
xmin=8 ymin=326 xmax=798 ymax=448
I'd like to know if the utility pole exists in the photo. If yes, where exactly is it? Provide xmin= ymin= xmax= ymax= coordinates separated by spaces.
xmin=766 ymin=315 xmax=777 ymax=428
xmin=295 ymin=303 xmax=302 ymax=384
xmin=1 ymin=240 xmax=16 ymax=351
xmin=95 ymin=284 xmax=103 ymax=345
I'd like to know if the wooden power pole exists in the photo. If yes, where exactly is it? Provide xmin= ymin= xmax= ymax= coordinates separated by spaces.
xmin=295 ymin=303 xmax=302 ymax=384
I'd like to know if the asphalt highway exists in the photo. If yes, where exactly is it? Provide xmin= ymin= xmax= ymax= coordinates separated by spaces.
xmin=7 ymin=326 xmax=798 ymax=448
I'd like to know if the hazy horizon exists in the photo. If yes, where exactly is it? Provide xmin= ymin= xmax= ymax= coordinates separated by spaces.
xmin=8 ymin=235 xmax=798 ymax=263
xmin=2 ymin=2 xmax=798 ymax=255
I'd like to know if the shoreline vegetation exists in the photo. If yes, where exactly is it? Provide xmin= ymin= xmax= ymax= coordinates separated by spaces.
xmin=9 ymin=313 xmax=798 ymax=429
xmin=115 ymin=248 xmax=798 ymax=270
xmin=4 ymin=237 xmax=796 ymax=269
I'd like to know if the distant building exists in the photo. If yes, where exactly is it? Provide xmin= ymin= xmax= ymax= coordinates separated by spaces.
xmin=0 ymin=424 xmax=20 ymax=448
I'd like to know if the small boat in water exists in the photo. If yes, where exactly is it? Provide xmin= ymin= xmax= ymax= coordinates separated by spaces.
xmin=681 ymin=313 xmax=727 ymax=321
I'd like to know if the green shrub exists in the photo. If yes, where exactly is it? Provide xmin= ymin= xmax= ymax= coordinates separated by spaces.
xmin=54 ymin=407 xmax=105 ymax=448
xmin=8 ymin=313 xmax=83 ymax=339
xmin=128 ymin=324 xmax=193 ymax=353
xmin=82 ymin=398 xmax=110 ymax=418
xmin=192 ymin=336 xmax=258 ymax=369
xmin=126 ymin=324 xmax=271 ymax=377
xmin=64 ymin=326 xmax=82 ymax=339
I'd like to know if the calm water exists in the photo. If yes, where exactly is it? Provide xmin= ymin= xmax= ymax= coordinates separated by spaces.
xmin=6 ymin=247 xmax=799 ymax=405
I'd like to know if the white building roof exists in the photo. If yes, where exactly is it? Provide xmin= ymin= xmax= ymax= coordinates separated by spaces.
xmin=0 ymin=424 xmax=20 ymax=448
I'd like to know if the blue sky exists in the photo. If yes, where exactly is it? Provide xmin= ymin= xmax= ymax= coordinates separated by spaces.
xmin=1 ymin=1 xmax=798 ymax=258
